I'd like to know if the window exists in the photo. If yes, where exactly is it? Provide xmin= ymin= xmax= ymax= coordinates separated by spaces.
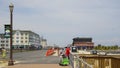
xmin=25 ymin=41 xmax=27 ymax=43
xmin=25 ymin=33 xmax=27 ymax=35
xmin=16 ymin=40 xmax=19 ymax=43
xmin=1 ymin=41 xmax=4 ymax=43
xmin=25 ymin=37 xmax=27 ymax=39
xmin=21 ymin=41 xmax=23 ymax=43
xmin=21 ymin=33 xmax=23 ymax=35
xmin=6 ymin=44 xmax=8 ymax=47
xmin=1 ymin=44 xmax=5 ymax=46
xmin=6 ymin=40 xmax=8 ymax=43
xmin=21 ymin=37 xmax=23 ymax=39
xmin=16 ymin=37 xmax=19 ymax=39
xmin=16 ymin=32 xmax=19 ymax=35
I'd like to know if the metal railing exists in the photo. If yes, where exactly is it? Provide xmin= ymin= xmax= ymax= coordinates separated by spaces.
xmin=69 ymin=53 xmax=74 ymax=68
xmin=69 ymin=53 xmax=93 ymax=68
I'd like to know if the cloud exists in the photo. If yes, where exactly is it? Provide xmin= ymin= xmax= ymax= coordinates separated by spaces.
xmin=0 ymin=0 xmax=120 ymax=46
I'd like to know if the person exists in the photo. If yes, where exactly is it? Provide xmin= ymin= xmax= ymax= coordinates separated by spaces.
xmin=1 ymin=47 xmax=7 ymax=59
xmin=59 ymin=48 xmax=64 ymax=56
xmin=65 ymin=47 xmax=70 ymax=59
xmin=59 ymin=54 xmax=69 ymax=66
xmin=59 ymin=48 xmax=64 ymax=62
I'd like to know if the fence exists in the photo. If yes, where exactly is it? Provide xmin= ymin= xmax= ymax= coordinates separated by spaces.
xmin=69 ymin=53 xmax=120 ymax=68
xmin=80 ymin=55 xmax=120 ymax=68
xmin=69 ymin=53 xmax=93 ymax=68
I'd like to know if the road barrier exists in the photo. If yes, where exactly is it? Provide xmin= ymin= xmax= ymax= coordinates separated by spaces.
xmin=46 ymin=49 xmax=55 ymax=56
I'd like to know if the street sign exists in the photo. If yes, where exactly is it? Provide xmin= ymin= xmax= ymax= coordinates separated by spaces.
xmin=4 ymin=24 xmax=11 ymax=38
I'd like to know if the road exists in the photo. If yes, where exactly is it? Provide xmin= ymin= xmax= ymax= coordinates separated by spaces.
xmin=12 ymin=50 xmax=60 ymax=64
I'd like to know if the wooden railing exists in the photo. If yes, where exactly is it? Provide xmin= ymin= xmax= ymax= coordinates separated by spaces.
xmin=69 ymin=53 xmax=93 ymax=68
xmin=75 ymin=56 xmax=93 ymax=68
xmin=81 ymin=56 xmax=120 ymax=68
xmin=69 ymin=53 xmax=120 ymax=68
xmin=110 ymin=57 xmax=120 ymax=68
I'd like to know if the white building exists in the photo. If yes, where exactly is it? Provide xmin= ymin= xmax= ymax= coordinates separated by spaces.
xmin=13 ymin=30 xmax=40 ymax=49
xmin=0 ymin=30 xmax=41 ymax=49
xmin=0 ymin=34 xmax=10 ymax=49
xmin=40 ymin=38 xmax=47 ymax=48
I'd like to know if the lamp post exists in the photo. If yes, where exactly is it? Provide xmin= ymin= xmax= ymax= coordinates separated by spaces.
xmin=8 ymin=3 xmax=14 ymax=66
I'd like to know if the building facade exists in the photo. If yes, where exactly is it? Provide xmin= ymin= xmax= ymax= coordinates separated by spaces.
xmin=0 ymin=34 xmax=10 ymax=49
xmin=13 ymin=30 xmax=40 ymax=49
xmin=72 ymin=37 xmax=94 ymax=50
xmin=0 ymin=30 xmax=41 ymax=49
xmin=40 ymin=38 xmax=47 ymax=48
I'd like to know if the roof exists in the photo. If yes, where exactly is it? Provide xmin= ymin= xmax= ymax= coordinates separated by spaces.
xmin=13 ymin=30 xmax=40 ymax=36
xmin=73 ymin=37 xmax=92 ymax=40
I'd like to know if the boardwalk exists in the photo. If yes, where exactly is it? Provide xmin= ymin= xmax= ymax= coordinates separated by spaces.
xmin=5 ymin=64 xmax=69 ymax=68
xmin=2 ymin=50 xmax=70 ymax=68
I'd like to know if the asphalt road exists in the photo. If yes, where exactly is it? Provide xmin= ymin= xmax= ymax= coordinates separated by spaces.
xmin=12 ymin=50 xmax=60 ymax=64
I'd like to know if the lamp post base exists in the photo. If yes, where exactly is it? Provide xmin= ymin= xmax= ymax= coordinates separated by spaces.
xmin=8 ymin=60 xmax=14 ymax=66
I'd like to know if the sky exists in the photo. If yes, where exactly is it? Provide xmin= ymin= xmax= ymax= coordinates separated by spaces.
xmin=0 ymin=0 xmax=120 ymax=47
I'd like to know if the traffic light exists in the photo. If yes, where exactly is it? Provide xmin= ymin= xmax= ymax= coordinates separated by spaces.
xmin=4 ymin=24 xmax=11 ymax=38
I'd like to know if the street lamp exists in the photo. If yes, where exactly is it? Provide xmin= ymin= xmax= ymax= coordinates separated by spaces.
xmin=8 ymin=3 xmax=14 ymax=66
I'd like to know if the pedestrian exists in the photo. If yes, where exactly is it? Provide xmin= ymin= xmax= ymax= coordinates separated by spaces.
xmin=59 ymin=48 xmax=64 ymax=56
xmin=1 ymin=47 xmax=7 ymax=59
xmin=65 ymin=47 xmax=70 ymax=59
xmin=59 ymin=48 xmax=65 ymax=62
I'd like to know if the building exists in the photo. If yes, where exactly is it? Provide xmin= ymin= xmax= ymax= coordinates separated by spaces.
xmin=0 ymin=34 xmax=10 ymax=49
xmin=72 ymin=37 xmax=94 ymax=50
xmin=0 ymin=30 xmax=41 ymax=49
xmin=12 ymin=30 xmax=41 ymax=49
xmin=40 ymin=38 xmax=47 ymax=48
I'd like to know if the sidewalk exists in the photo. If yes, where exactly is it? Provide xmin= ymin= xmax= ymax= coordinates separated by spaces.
xmin=5 ymin=64 xmax=70 ymax=68
xmin=0 ymin=53 xmax=9 ymax=67
xmin=0 ymin=60 xmax=8 ymax=68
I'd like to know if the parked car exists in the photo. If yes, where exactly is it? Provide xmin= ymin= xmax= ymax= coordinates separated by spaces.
xmin=91 ymin=50 xmax=97 ymax=55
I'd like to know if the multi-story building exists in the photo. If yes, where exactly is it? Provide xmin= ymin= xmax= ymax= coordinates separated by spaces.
xmin=13 ymin=30 xmax=40 ymax=49
xmin=72 ymin=37 xmax=94 ymax=50
xmin=0 ymin=34 xmax=10 ymax=49
xmin=0 ymin=30 xmax=41 ymax=49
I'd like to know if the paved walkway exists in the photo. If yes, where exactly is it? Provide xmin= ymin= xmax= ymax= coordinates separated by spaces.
xmin=0 ymin=50 xmax=71 ymax=68
xmin=0 ymin=60 xmax=8 ymax=68
xmin=5 ymin=64 xmax=70 ymax=68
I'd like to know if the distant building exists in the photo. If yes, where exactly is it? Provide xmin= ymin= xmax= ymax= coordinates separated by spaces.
xmin=72 ymin=37 xmax=94 ymax=50
xmin=0 ymin=34 xmax=10 ymax=49
xmin=13 ymin=30 xmax=40 ymax=49
xmin=40 ymin=38 xmax=47 ymax=48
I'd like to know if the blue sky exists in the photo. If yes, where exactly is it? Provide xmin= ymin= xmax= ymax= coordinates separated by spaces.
xmin=0 ymin=0 xmax=120 ymax=46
